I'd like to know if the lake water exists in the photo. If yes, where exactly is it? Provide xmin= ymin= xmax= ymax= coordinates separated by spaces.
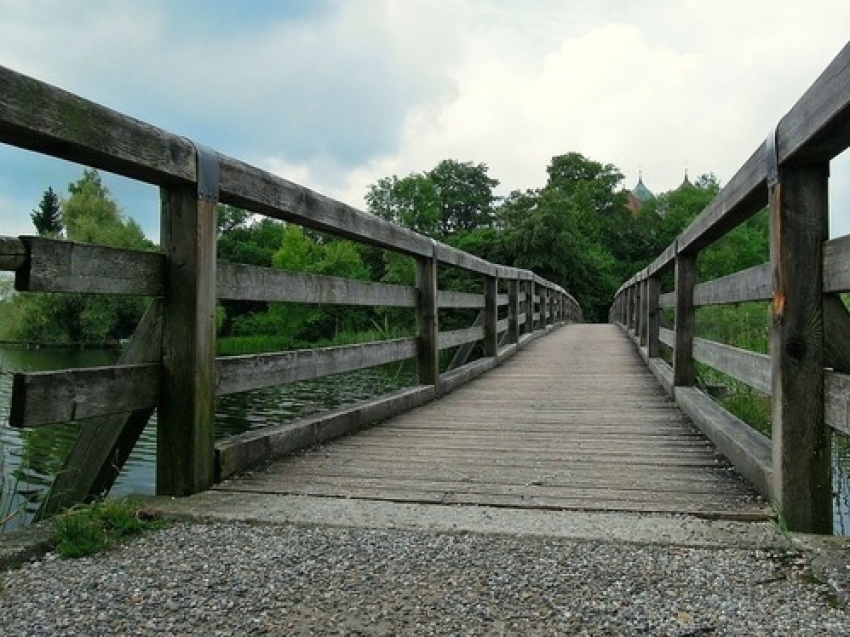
xmin=3 ymin=345 xmax=850 ymax=534
xmin=0 ymin=344 xmax=414 ymax=531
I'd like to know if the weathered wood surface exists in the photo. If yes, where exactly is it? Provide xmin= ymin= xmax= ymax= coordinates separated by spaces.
xmin=218 ymin=262 xmax=415 ymax=307
xmin=692 ymin=264 xmax=771 ymax=306
xmin=15 ymin=236 xmax=164 ymax=296
xmin=0 ymin=235 xmax=27 ymax=271
xmin=38 ymin=301 xmax=162 ymax=518
xmin=769 ymin=164 xmax=831 ymax=533
xmin=824 ymin=234 xmax=850 ymax=293
xmin=215 ymin=324 xmax=770 ymax=519
xmin=692 ymin=337 xmax=771 ymax=394
xmin=216 ymin=338 xmax=417 ymax=396
xmin=10 ymin=363 xmax=159 ymax=428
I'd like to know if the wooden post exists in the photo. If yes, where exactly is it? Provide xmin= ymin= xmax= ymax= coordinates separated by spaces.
xmin=628 ymin=286 xmax=636 ymax=333
xmin=639 ymin=278 xmax=649 ymax=346
xmin=158 ymin=184 xmax=217 ymax=495
xmin=646 ymin=277 xmax=661 ymax=358
xmin=484 ymin=274 xmax=498 ymax=357
xmin=416 ymin=251 xmax=439 ymax=386
xmin=769 ymin=163 xmax=831 ymax=533
xmin=529 ymin=280 xmax=537 ymax=332
xmin=507 ymin=278 xmax=520 ymax=344
xmin=673 ymin=251 xmax=696 ymax=387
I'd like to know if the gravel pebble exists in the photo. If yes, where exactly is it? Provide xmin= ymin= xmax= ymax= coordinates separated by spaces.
xmin=2 ymin=521 xmax=849 ymax=635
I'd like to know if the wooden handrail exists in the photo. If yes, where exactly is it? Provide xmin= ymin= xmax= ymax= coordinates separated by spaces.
xmin=611 ymin=40 xmax=850 ymax=534
xmin=0 ymin=64 xmax=583 ymax=516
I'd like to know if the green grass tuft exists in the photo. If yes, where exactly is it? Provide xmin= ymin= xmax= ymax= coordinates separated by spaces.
xmin=51 ymin=498 xmax=166 ymax=558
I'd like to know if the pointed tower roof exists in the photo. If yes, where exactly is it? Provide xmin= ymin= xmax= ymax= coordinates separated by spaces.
xmin=679 ymin=169 xmax=694 ymax=190
xmin=632 ymin=171 xmax=654 ymax=203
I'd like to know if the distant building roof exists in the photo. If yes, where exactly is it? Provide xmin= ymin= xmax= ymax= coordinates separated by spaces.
xmin=632 ymin=171 xmax=654 ymax=203
xmin=678 ymin=169 xmax=694 ymax=190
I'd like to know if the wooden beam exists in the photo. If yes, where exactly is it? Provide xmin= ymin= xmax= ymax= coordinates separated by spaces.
xmin=507 ymin=279 xmax=520 ymax=345
xmin=415 ymin=253 xmax=439 ymax=387
xmin=484 ymin=275 xmax=498 ymax=357
xmin=439 ymin=326 xmax=485 ymax=351
xmin=10 ymin=363 xmax=159 ymax=428
xmin=15 ymin=236 xmax=164 ymax=296
xmin=692 ymin=338 xmax=771 ymax=394
xmin=692 ymin=263 xmax=771 ymax=306
xmin=37 ymin=301 xmax=162 ymax=519
xmin=769 ymin=163 xmax=831 ymax=533
xmin=673 ymin=252 xmax=696 ymax=386
xmin=646 ymin=277 xmax=660 ymax=358
xmin=217 ymin=262 xmax=415 ymax=307
xmin=824 ymin=234 xmax=850 ymax=293
xmin=437 ymin=290 xmax=484 ymax=309
xmin=216 ymin=339 xmax=417 ymax=395
xmin=157 ymin=185 xmax=217 ymax=496
xmin=0 ymin=236 xmax=27 ymax=271
xmin=825 ymin=371 xmax=850 ymax=436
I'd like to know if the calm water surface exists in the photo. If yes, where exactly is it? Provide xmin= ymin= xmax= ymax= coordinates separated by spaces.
xmin=0 ymin=344 xmax=414 ymax=531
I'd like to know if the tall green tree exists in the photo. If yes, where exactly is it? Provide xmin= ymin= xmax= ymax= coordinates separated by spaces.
xmin=30 ymin=186 xmax=63 ymax=237
xmin=11 ymin=169 xmax=153 ymax=344
xmin=366 ymin=160 xmax=499 ymax=240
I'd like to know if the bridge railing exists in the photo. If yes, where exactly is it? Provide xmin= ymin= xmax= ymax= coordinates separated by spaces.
xmin=611 ymin=41 xmax=850 ymax=533
xmin=0 ymin=65 xmax=581 ymax=517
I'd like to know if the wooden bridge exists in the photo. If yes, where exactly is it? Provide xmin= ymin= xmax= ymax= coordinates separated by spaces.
xmin=2 ymin=42 xmax=850 ymax=534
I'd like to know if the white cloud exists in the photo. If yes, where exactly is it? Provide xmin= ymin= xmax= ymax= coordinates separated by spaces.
xmin=0 ymin=0 xmax=849 ymax=241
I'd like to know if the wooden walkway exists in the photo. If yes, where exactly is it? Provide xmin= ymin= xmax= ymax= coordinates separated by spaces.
xmin=214 ymin=324 xmax=771 ymax=519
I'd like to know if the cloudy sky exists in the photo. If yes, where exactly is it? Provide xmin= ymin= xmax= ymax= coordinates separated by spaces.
xmin=1 ymin=0 xmax=849 ymax=240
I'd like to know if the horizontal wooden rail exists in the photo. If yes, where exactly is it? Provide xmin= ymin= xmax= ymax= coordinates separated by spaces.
xmin=825 ymin=371 xmax=850 ymax=436
xmin=439 ymin=326 xmax=485 ymax=350
xmin=217 ymin=262 xmax=415 ymax=307
xmin=215 ymin=338 xmax=417 ymax=396
xmin=692 ymin=337 xmax=771 ymax=394
xmin=692 ymin=264 xmax=771 ymax=306
xmin=10 ymin=364 xmax=160 ymax=428
xmin=824 ymin=235 xmax=850 ymax=293
xmin=437 ymin=290 xmax=484 ymax=309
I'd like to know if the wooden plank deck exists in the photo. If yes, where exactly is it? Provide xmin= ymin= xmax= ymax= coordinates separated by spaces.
xmin=214 ymin=324 xmax=772 ymax=520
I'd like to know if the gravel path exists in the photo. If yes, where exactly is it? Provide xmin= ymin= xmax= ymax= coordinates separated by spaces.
xmin=2 ymin=519 xmax=849 ymax=636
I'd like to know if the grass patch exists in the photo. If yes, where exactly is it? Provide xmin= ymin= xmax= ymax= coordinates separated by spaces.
xmin=51 ymin=498 xmax=166 ymax=558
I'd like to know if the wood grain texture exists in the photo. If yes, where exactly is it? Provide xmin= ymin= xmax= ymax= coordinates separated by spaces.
xmin=39 ymin=300 xmax=162 ymax=518
xmin=217 ymin=262 xmax=415 ymax=307
xmin=10 ymin=363 xmax=159 ymax=427
xmin=438 ymin=326 xmax=484 ymax=351
xmin=824 ymin=235 xmax=850 ymax=293
xmin=692 ymin=264 xmax=771 ymax=306
xmin=437 ymin=290 xmax=484 ymax=309
xmin=214 ymin=325 xmax=770 ymax=519
xmin=157 ymin=187 xmax=217 ymax=496
xmin=16 ymin=236 xmax=164 ymax=296
xmin=826 ymin=371 xmax=850 ymax=436
xmin=769 ymin=165 xmax=831 ymax=533
xmin=0 ymin=235 xmax=27 ymax=271
xmin=674 ymin=253 xmax=696 ymax=386
xmin=216 ymin=338 xmax=418 ymax=395
xmin=692 ymin=337 xmax=771 ymax=394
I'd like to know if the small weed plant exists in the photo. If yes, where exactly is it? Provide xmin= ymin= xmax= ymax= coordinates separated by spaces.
xmin=51 ymin=498 xmax=166 ymax=558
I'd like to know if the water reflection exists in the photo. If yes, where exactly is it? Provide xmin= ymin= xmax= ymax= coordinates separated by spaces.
xmin=1 ymin=344 xmax=414 ymax=531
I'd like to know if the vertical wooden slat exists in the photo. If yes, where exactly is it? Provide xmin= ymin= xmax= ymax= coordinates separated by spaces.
xmin=639 ymin=278 xmax=648 ymax=346
xmin=769 ymin=163 xmax=831 ymax=533
xmin=158 ymin=185 xmax=217 ymax=496
xmin=416 ymin=252 xmax=439 ymax=386
xmin=529 ymin=280 xmax=537 ymax=332
xmin=484 ymin=275 xmax=498 ymax=356
xmin=673 ymin=252 xmax=696 ymax=386
xmin=507 ymin=278 xmax=520 ymax=344
xmin=646 ymin=277 xmax=661 ymax=358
